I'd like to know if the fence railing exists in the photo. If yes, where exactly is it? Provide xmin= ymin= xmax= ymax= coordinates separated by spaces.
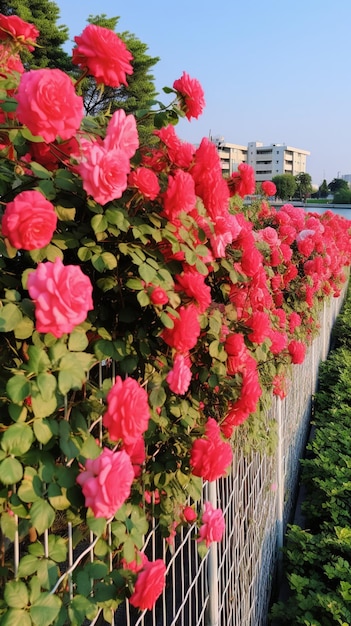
xmin=4 ymin=292 xmax=345 ymax=626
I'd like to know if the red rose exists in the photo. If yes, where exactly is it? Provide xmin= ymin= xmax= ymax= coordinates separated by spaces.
xmin=149 ymin=286 xmax=169 ymax=306
xmin=228 ymin=163 xmax=256 ymax=198
xmin=161 ymin=305 xmax=200 ymax=353
xmin=129 ymin=559 xmax=166 ymax=611
xmin=261 ymin=180 xmax=276 ymax=197
xmin=78 ymin=142 xmax=130 ymax=205
xmin=76 ymin=448 xmax=134 ymax=518
xmin=288 ymin=340 xmax=306 ymax=364
xmin=16 ymin=69 xmax=83 ymax=143
xmin=2 ymin=190 xmax=57 ymax=250
xmin=197 ymin=501 xmax=225 ymax=547
xmin=190 ymin=418 xmax=232 ymax=481
xmin=27 ymin=257 xmax=93 ymax=338
xmin=128 ymin=167 xmax=160 ymax=200
xmin=102 ymin=376 xmax=151 ymax=446
xmin=0 ymin=14 xmax=39 ymax=50
xmin=73 ymin=24 xmax=133 ymax=88
xmin=166 ymin=353 xmax=192 ymax=395
xmin=163 ymin=170 xmax=196 ymax=222
xmin=173 ymin=71 xmax=205 ymax=120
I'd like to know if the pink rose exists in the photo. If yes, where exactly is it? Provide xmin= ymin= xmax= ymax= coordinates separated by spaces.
xmin=0 ymin=14 xmax=39 ymax=50
xmin=2 ymin=190 xmax=57 ymax=250
xmin=173 ymin=71 xmax=205 ymax=120
xmin=149 ymin=286 xmax=169 ymax=305
xmin=175 ymin=271 xmax=211 ymax=313
xmin=161 ymin=305 xmax=201 ymax=353
xmin=128 ymin=167 xmax=160 ymax=200
xmin=121 ymin=551 xmax=148 ymax=574
xmin=104 ymin=109 xmax=139 ymax=157
xmin=77 ymin=143 xmax=130 ymax=205
xmin=166 ymin=353 xmax=192 ymax=395
xmin=102 ymin=376 xmax=151 ymax=446
xmin=183 ymin=506 xmax=197 ymax=523
xmin=197 ymin=501 xmax=225 ymax=547
xmin=163 ymin=170 xmax=196 ymax=222
xmin=190 ymin=418 xmax=232 ymax=481
xmin=122 ymin=436 xmax=145 ymax=478
xmin=288 ymin=340 xmax=306 ymax=364
xmin=261 ymin=180 xmax=276 ymax=197
xmin=76 ymin=448 xmax=134 ymax=518
xmin=27 ymin=257 xmax=93 ymax=338
xmin=228 ymin=163 xmax=256 ymax=198
xmin=72 ymin=24 xmax=133 ymax=88
xmin=129 ymin=559 xmax=166 ymax=611
xmin=16 ymin=69 xmax=83 ymax=143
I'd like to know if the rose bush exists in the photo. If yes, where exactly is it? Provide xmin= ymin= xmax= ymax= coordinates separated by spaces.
xmin=0 ymin=12 xmax=350 ymax=625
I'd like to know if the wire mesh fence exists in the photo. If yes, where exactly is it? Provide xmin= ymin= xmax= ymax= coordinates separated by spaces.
xmin=3 ymin=293 xmax=345 ymax=626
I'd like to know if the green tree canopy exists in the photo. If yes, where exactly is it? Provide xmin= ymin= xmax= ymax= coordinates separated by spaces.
xmin=328 ymin=178 xmax=349 ymax=194
xmin=295 ymin=172 xmax=312 ymax=202
xmin=318 ymin=179 xmax=329 ymax=198
xmin=333 ymin=188 xmax=351 ymax=204
xmin=0 ymin=0 xmax=71 ymax=70
xmin=271 ymin=174 xmax=296 ymax=201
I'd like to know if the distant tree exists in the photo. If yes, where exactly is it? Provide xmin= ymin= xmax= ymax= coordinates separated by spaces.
xmin=333 ymin=189 xmax=351 ymax=204
xmin=295 ymin=172 xmax=312 ymax=202
xmin=318 ymin=179 xmax=329 ymax=198
xmin=272 ymin=174 xmax=296 ymax=201
xmin=328 ymin=178 xmax=349 ymax=194
xmin=0 ymin=0 xmax=72 ymax=70
xmin=79 ymin=14 xmax=160 ymax=145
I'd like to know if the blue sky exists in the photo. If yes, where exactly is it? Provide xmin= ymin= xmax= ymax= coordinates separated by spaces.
xmin=55 ymin=0 xmax=351 ymax=186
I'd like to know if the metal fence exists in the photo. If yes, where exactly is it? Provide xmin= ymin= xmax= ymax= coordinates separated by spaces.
xmin=6 ymin=293 xmax=345 ymax=626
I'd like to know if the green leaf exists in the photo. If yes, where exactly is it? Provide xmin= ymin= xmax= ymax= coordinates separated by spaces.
xmin=26 ymin=346 xmax=51 ymax=375
xmin=68 ymin=329 xmax=89 ymax=352
xmin=4 ymin=580 xmax=29 ymax=609
xmin=31 ymin=390 xmax=57 ymax=419
xmin=87 ymin=514 xmax=107 ymax=537
xmin=29 ymin=162 xmax=52 ymax=180
xmin=77 ymin=247 xmax=93 ymax=262
xmin=56 ymin=205 xmax=76 ymax=221
xmin=14 ymin=316 xmax=34 ymax=340
xmin=1 ymin=423 xmax=34 ymax=455
xmin=47 ymin=535 xmax=67 ymax=563
xmin=29 ymin=593 xmax=61 ymax=626
xmin=17 ymin=554 xmax=40 ymax=577
xmin=30 ymin=499 xmax=55 ymax=535
xmin=21 ymin=127 xmax=44 ymax=143
xmin=149 ymin=386 xmax=167 ymax=407
xmin=68 ymin=595 xmax=96 ymax=626
xmin=17 ymin=467 xmax=42 ymax=503
xmin=36 ymin=179 xmax=56 ymax=200
xmin=0 ymin=609 xmax=32 ymax=626
xmin=138 ymin=262 xmax=157 ymax=283
xmin=0 ymin=511 xmax=18 ymax=541
xmin=33 ymin=419 xmax=56 ymax=445
xmin=48 ymin=483 xmax=70 ymax=511
xmin=91 ymin=214 xmax=108 ymax=234
xmin=0 ymin=302 xmax=22 ymax=332
xmin=36 ymin=373 xmax=57 ymax=402
xmin=58 ymin=353 xmax=88 ymax=395
xmin=137 ymin=290 xmax=150 ymax=307
xmin=6 ymin=375 xmax=31 ymax=404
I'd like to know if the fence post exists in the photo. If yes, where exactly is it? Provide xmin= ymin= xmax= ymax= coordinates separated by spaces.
xmin=276 ymin=397 xmax=284 ymax=576
xmin=207 ymin=480 xmax=219 ymax=626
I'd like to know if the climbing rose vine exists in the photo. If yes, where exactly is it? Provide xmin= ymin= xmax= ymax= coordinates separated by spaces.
xmin=0 ymin=11 xmax=350 ymax=625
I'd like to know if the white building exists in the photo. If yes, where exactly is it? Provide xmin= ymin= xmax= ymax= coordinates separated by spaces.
xmin=247 ymin=142 xmax=310 ymax=182
xmin=211 ymin=136 xmax=247 ymax=176
xmin=211 ymin=138 xmax=310 ymax=182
